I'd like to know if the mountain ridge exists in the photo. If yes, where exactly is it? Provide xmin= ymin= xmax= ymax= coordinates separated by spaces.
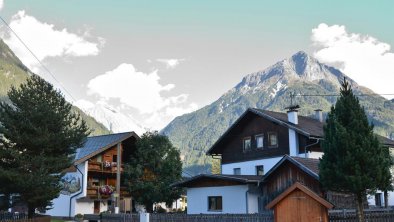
xmin=0 ymin=39 xmax=110 ymax=136
xmin=162 ymin=51 xmax=394 ymax=174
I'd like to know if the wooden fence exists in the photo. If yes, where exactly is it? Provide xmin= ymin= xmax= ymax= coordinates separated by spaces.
xmin=329 ymin=210 xmax=394 ymax=222
xmin=0 ymin=213 xmax=50 ymax=222
xmin=149 ymin=213 xmax=274 ymax=222
xmin=84 ymin=213 xmax=140 ymax=222
xmin=3 ymin=210 xmax=394 ymax=222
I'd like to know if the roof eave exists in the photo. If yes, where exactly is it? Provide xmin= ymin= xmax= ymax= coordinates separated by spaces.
xmin=74 ymin=131 xmax=139 ymax=165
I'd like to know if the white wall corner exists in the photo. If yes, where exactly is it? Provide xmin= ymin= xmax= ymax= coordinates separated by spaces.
xmin=288 ymin=129 xmax=299 ymax=156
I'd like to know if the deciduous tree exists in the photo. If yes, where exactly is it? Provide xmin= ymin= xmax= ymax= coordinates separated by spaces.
xmin=124 ymin=131 xmax=183 ymax=212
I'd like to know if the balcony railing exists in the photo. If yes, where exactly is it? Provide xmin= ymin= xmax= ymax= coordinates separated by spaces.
xmin=86 ymin=186 xmax=130 ymax=199
xmin=88 ymin=161 xmax=124 ymax=173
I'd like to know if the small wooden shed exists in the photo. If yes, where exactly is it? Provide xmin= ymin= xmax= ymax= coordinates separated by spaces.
xmin=266 ymin=182 xmax=333 ymax=222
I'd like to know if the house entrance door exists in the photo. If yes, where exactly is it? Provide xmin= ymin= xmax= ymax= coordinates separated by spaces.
xmin=94 ymin=201 xmax=100 ymax=214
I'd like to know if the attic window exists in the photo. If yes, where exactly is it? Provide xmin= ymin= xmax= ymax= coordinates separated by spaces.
xmin=243 ymin=137 xmax=251 ymax=152
xmin=268 ymin=132 xmax=278 ymax=147
xmin=255 ymin=134 xmax=264 ymax=149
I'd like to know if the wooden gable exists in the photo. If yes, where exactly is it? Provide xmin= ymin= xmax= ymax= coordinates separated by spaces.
xmin=217 ymin=111 xmax=291 ymax=164
xmin=266 ymin=182 xmax=333 ymax=222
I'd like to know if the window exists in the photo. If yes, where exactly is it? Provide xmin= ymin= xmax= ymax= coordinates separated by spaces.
xmin=268 ymin=132 xmax=278 ymax=147
xmin=256 ymin=165 xmax=264 ymax=176
xmin=208 ymin=196 xmax=222 ymax=211
xmin=112 ymin=155 xmax=117 ymax=162
xmin=375 ymin=193 xmax=382 ymax=206
xmin=243 ymin=137 xmax=251 ymax=152
xmin=233 ymin=168 xmax=241 ymax=175
xmin=255 ymin=134 xmax=264 ymax=149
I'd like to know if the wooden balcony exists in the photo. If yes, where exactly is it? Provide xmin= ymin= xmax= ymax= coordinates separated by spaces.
xmin=86 ymin=186 xmax=130 ymax=199
xmin=88 ymin=161 xmax=124 ymax=173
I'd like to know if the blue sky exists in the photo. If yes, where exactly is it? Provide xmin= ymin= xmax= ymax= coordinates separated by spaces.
xmin=1 ymin=0 xmax=393 ymax=131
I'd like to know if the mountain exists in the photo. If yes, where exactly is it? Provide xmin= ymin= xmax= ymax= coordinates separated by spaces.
xmin=0 ymin=39 xmax=109 ymax=136
xmin=162 ymin=51 xmax=394 ymax=174
xmin=76 ymin=101 xmax=145 ymax=135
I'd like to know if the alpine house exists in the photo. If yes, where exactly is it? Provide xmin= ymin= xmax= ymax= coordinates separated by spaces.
xmin=174 ymin=107 xmax=394 ymax=214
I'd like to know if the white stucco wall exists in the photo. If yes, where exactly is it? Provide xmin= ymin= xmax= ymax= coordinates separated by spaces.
xmin=247 ymin=185 xmax=261 ymax=213
xmin=74 ymin=201 xmax=108 ymax=215
xmin=187 ymin=185 xmax=247 ymax=214
xmin=222 ymin=156 xmax=283 ymax=175
xmin=47 ymin=161 xmax=88 ymax=217
xmin=187 ymin=185 xmax=260 ymax=214
xmin=367 ymin=191 xmax=394 ymax=207
xmin=288 ymin=129 xmax=299 ymax=156
xmin=297 ymin=151 xmax=323 ymax=159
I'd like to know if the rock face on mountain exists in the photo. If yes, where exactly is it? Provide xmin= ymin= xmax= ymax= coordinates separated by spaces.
xmin=0 ymin=39 xmax=109 ymax=136
xmin=162 ymin=51 xmax=394 ymax=173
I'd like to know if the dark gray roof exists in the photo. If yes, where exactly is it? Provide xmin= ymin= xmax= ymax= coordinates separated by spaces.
xmin=172 ymin=174 xmax=263 ymax=187
xmin=207 ymin=108 xmax=394 ymax=155
xmin=74 ymin=132 xmax=138 ymax=165
xmin=251 ymin=108 xmax=324 ymax=138
xmin=262 ymin=155 xmax=320 ymax=182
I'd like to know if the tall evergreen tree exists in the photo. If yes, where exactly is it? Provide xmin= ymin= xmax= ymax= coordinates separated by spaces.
xmin=0 ymin=75 xmax=89 ymax=218
xmin=319 ymin=78 xmax=392 ymax=222
xmin=124 ymin=131 xmax=183 ymax=212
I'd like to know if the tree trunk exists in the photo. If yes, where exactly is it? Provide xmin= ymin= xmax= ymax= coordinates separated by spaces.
xmin=384 ymin=191 xmax=389 ymax=208
xmin=27 ymin=205 xmax=35 ymax=219
xmin=355 ymin=193 xmax=365 ymax=222
xmin=145 ymin=202 xmax=153 ymax=213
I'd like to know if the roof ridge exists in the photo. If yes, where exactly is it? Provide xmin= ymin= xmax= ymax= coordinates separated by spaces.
xmin=252 ymin=108 xmax=322 ymax=123
xmin=86 ymin=131 xmax=134 ymax=139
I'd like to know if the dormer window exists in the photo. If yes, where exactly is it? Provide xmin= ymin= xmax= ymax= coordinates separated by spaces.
xmin=243 ymin=137 xmax=251 ymax=152
xmin=255 ymin=134 xmax=264 ymax=149
xmin=268 ymin=132 xmax=278 ymax=147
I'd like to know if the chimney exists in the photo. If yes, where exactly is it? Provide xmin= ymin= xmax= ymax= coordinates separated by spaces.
xmin=287 ymin=105 xmax=299 ymax=125
xmin=314 ymin=109 xmax=323 ymax=122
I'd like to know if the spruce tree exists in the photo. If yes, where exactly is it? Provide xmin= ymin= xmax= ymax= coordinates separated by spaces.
xmin=0 ymin=75 xmax=89 ymax=218
xmin=124 ymin=131 xmax=183 ymax=212
xmin=319 ymin=78 xmax=392 ymax=222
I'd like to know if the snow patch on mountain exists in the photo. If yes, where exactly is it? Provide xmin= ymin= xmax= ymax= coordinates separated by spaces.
xmin=270 ymin=81 xmax=287 ymax=98
xmin=75 ymin=100 xmax=145 ymax=135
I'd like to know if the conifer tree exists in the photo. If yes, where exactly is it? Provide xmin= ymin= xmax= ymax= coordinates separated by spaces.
xmin=124 ymin=131 xmax=183 ymax=212
xmin=319 ymin=78 xmax=392 ymax=222
xmin=0 ymin=75 xmax=89 ymax=218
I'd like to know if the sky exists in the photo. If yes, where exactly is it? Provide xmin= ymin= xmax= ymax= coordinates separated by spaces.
xmin=0 ymin=0 xmax=393 ymax=131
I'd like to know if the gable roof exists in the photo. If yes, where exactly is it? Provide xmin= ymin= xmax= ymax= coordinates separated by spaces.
xmin=172 ymin=174 xmax=263 ymax=188
xmin=207 ymin=108 xmax=394 ymax=155
xmin=262 ymin=155 xmax=320 ymax=182
xmin=74 ymin=131 xmax=139 ymax=165
xmin=266 ymin=182 xmax=333 ymax=209
xmin=207 ymin=108 xmax=324 ymax=155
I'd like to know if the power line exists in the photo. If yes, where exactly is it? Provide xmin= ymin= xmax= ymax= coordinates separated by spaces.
xmin=293 ymin=93 xmax=394 ymax=97
xmin=0 ymin=15 xmax=77 ymax=103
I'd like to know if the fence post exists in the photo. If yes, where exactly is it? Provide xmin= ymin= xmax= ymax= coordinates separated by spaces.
xmin=139 ymin=213 xmax=149 ymax=222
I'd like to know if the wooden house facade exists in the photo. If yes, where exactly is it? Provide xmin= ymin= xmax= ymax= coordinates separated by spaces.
xmin=47 ymin=132 xmax=139 ymax=217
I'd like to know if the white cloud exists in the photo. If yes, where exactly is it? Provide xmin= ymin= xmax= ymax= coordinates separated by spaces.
xmin=87 ymin=63 xmax=175 ymax=113
xmin=311 ymin=23 xmax=394 ymax=98
xmin=0 ymin=10 xmax=103 ymax=71
xmin=156 ymin=58 xmax=185 ymax=69
xmin=86 ymin=63 xmax=198 ymax=130
xmin=0 ymin=0 xmax=4 ymax=10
